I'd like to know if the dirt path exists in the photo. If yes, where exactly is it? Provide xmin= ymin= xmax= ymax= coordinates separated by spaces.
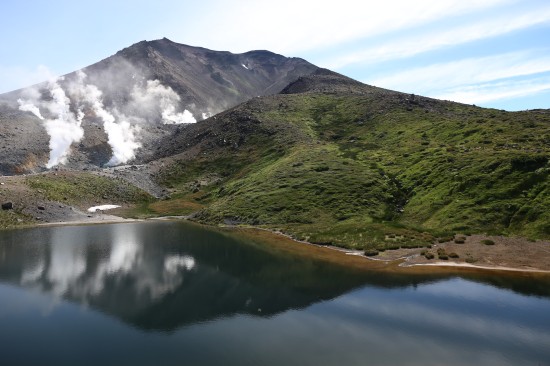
xmin=37 ymin=214 xmax=141 ymax=227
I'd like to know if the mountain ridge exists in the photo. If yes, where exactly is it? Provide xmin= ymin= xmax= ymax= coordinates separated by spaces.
xmin=0 ymin=38 xmax=318 ymax=174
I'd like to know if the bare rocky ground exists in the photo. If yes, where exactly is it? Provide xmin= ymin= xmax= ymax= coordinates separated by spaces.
xmin=0 ymin=175 xmax=92 ymax=224
xmin=369 ymin=234 xmax=550 ymax=272
xmin=0 ymin=104 xmax=50 ymax=175
xmin=0 ymin=103 xmax=184 ymax=176
xmin=0 ymin=168 xmax=156 ymax=225
xmin=97 ymin=164 xmax=167 ymax=198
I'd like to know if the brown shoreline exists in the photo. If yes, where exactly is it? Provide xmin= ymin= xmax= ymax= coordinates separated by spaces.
xmin=25 ymin=216 xmax=550 ymax=277
xmin=218 ymin=225 xmax=550 ymax=278
xmin=402 ymin=262 xmax=550 ymax=273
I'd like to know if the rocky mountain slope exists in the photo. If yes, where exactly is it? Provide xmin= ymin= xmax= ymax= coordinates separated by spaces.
xmin=0 ymin=38 xmax=317 ymax=174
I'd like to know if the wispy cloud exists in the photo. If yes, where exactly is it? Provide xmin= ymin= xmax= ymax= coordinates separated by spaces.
xmin=367 ymin=50 xmax=550 ymax=105
xmin=368 ymin=51 xmax=550 ymax=91
xmin=324 ymin=7 xmax=550 ymax=69
xmin=436 ymin=77 xmax=550 ymax=104
xmin=1 ymin=0 xmax=547 ymax=110
xmin=183 ymin=0 xmax=509 ymax=54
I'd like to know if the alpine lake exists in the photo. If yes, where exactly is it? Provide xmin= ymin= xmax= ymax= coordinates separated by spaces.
xmin=0 ymin=221 xmax=549 ymax=365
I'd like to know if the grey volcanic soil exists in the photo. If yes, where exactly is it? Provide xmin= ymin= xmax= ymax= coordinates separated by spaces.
xmin=0 ymin=104 xmax=49 ymax=175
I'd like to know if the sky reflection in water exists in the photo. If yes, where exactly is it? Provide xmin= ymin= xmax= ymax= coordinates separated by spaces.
xmin=0 ymin=221 xmax=549 ymax=366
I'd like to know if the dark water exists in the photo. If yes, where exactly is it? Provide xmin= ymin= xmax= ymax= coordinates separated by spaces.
xmin=0 ymin=222 xmax=549 ymax=366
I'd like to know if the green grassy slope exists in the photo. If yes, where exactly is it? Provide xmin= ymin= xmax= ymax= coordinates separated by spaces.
xmin=25 ymin=172 xmax=153 ymax=207
xmin=0 ymin=172 xmax=154 ymax=229
xmin=153 ymin=71 xmax=549 ymax=249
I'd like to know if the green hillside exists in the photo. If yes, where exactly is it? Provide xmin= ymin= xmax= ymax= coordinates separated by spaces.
xmin=0 ymin=172 xmax=153 ymax=230
xmin=151 ymin=72 xmax=550 ymax=250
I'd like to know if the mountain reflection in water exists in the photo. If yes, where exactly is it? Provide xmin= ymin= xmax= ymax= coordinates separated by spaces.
xmin=1 ymin=222 xmax=550 ymax=366
xmin=1 ymin=221 xmax=550 ymax=333
xmin=0 ymin=222 xmax=375 ymax=330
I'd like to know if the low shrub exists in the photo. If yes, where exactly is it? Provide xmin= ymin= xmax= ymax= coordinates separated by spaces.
xmin=454 ymin=239 xmax=465 ymax=244
xmin=364 ymin=249 xmax=379 ymax=257
xmin=448 ymin=252 xmax=459 ymax=258
xmin=481 ymin=239 xmax=495 ymax=245
xmin=438 ymin=254 xmax=449 ymax=260
xmin=425 ymin=252 xmax=435 ymax=260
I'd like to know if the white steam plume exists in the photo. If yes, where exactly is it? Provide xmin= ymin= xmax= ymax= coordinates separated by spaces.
xmin=104 ymin=117 xmax=141 ymax=166
xmin=17 ymin=79 xmax=84 ymax=168
xmin=17 ymin=99 xmax=44 ymax=120
xmin=162 ymin=107 xmax=196 ymax=124
xmin=131 ymin=80 xmax=196 ymax=124
xmin=74 ymin=71 xmax=142 ymax=166
xmin=16 ymin=70 xmax=196 ymax=168
xmin=44 ymin=79 xmax=84 ymax=168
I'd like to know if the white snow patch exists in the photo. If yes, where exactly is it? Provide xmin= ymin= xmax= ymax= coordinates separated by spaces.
xmin=87 ymin=205 xmax=121 ymax=213
xmin=241 ymin=64 xmax=249 ymax=70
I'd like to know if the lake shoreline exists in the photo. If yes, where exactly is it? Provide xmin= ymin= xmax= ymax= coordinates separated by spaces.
xmin=217 ymin=224 xmax=550 ymax=277
xmin=402 ymin=261 xmax=550 ymax=273
xmin=26 ymin=215 xmax=550 ymax=276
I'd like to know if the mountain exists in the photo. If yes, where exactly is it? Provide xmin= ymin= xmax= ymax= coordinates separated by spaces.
xmin=0 ymin=40 xmax=548 ymax=249
xmin=146 ymin=69 xmax=550 ymax=243
xmin=80 ymin=37 xmax=318 ymax=116
xmin=0 ymin=38 xmax=317 ymax=174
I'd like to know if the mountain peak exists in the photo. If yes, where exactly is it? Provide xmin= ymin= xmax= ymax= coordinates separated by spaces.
xmin=0 ymin=39 xmax=318 ymax=174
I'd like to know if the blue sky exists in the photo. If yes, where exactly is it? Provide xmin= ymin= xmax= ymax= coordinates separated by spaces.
xmin=1 ymin=0 xmax=549 ymax=110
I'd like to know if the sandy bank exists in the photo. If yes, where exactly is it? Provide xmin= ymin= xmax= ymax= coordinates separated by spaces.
xmin=37 ymin=214 xmax=141 ymax=227
xmin=402 ymin=261 xmax=550 ymax=274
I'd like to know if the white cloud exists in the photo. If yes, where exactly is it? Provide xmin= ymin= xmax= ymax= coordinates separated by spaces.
xmin=181 ymin=0 xmax=510 ymax=54
xmin=366 ymin=51 xmax=550 ymax=105
xmin=436 ymin=78 xmax=550 ymax=104
xmin=368 ymin=51 xmax=550 ymax=92
xmin=324 ymin=7 xmax=550 ymax=69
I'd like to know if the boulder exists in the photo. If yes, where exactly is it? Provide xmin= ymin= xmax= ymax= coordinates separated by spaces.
xmin=1 ymin=202 xmax=13 ymax=210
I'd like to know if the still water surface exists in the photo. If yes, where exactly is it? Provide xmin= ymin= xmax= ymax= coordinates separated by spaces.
xmin=0 ymin=221 xmax=549 ymax=365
